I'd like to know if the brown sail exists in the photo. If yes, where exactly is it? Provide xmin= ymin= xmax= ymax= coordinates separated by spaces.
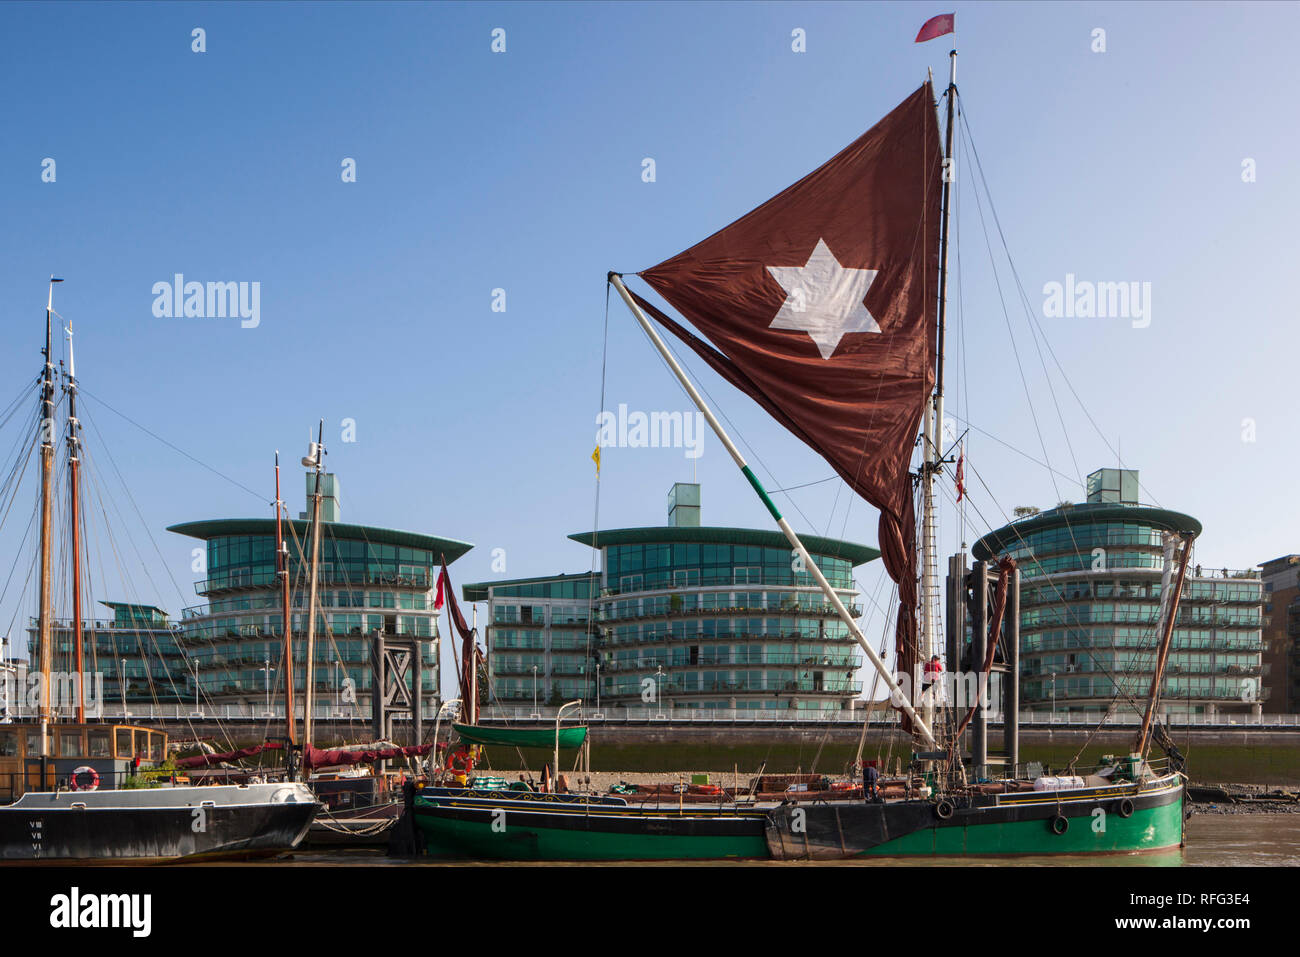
xmin=635 ymin=82 xmax=942 ymax=685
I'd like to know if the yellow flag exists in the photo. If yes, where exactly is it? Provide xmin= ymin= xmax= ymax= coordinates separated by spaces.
xmin=591 ymin=445 xmax=601 ymax=473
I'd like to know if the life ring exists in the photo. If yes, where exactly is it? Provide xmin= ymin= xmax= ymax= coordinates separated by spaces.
xmin=1050 ymin=814 xmax=1069 ymax=835
xmin=935 ymin=799 xmax=954 ymax=820
xmin=1116 ymin=797 xmax=1135 ymax=818
xmin=70 ymin=766 xmax=99 ymax=792
xmin=445 ymin=746 xmax=474 ymax=773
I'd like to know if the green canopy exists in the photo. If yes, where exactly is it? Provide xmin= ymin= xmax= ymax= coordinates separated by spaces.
xmin=452 ymin=723 xmax=588 ymax=749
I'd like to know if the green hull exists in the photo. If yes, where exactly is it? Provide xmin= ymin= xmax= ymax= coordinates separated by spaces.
xmin=451 ymin=723 xmax=588 ymax=750
xmin=862 ymin=791 xmax=1183 ymax=856
xmin=766 ymin=776 xmax=1187 ymax=859
xmin=419 ymin=814 xmax=768 ymax=861
xmin=414 ymin=794 xmax=767 ymax=861
xmin=416 ymin=778 xmax=1186 ymax=862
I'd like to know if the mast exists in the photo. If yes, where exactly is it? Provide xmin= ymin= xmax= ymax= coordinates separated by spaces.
xmin=274 ymin=453 xmax=295 ymax=747
xmin=300 ymin=421 xmax=326 ymax=773
xmin=1136 ymin=534 xmax=1193 ymax=759
xmin=66 ymin=322 xmax=85 ymax=723
xmin=609 ymin=273 xmax=937 ymax=749
xmin=37 ymin=277 xmax=62 ymax=758
xmin=920 ymin=50 xmax=958 ymax=739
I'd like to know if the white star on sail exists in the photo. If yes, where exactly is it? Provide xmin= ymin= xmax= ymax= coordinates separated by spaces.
xmin=766 ymin=238 xmax=880 ymax=359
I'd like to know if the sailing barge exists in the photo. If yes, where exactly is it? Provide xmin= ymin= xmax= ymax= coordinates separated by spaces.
xmin=413 ymin=43 xmax=1192 ymax=862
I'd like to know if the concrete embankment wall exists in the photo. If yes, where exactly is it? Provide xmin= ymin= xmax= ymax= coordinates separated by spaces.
xmin=159 ymin=721 xmax=1300 ymax=786
xmin=479 ymin=726 xmax=1300 ymax=786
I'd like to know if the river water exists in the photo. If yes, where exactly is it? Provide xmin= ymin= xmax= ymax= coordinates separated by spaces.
xmin=262 ymin=813 xmax=1300 ymax=867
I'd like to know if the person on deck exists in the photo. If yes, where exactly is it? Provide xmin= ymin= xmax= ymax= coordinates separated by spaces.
xmin=862 ymin=763 xmax=880 ymax=803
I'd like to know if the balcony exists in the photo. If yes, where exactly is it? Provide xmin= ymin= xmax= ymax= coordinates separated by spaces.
xmin=597 ymin=599 xmax=863 ymax=625
xmin=196 ymin=567 xmax=431 ymax=596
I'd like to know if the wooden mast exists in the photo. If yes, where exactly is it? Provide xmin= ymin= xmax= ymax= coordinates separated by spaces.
xmin=37 ymin=277 xmax=62 ymax=759
xmin=66 ymin=322 xmax=85 ymax=723
xmin=1136 ymin=534 xmax=1194 ymax=759
xmin=300 ymin=420 xmax=325 ymax=777
xmin=274 ymin=453 xmax=295 ymax=748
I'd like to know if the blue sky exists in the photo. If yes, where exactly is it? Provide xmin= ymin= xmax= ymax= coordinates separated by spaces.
xmin=0 ymin=1 xmax=1296 ymax=691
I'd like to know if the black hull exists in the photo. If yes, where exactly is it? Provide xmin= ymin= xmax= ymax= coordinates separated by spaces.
xmin=0 ymin=802 xmax=318 ymax=863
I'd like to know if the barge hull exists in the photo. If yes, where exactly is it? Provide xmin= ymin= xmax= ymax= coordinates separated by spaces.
xmin=766 ymin=778 xmax=1185 ymax=859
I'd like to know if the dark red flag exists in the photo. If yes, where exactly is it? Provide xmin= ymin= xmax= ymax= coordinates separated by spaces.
xmin=436 ymin=558 xmax=478 ymax=716
xmin=915 ymin=13 xmax=955 ymax=43
xmin=636 ymin=83 xmax=942 ymax=685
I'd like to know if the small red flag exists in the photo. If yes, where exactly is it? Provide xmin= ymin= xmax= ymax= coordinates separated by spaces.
xmin=915 ymin=13 xmax=955 ymax=43
xmin=434 ymin=566 xmax=446 ymax=610
xmin=955 ymin=448 xmax=965 ymax=502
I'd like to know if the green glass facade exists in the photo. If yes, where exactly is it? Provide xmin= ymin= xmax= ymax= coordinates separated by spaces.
xmin=974 ymin=489 xmax=1264 ymax=717
xmin=565 ymin=509 xmax=880 ymax=712
xmin=464 ymin=574 xmax=599 ymax=707
xmin=25 ymin=602 xmax=189 ymax=711
xmin=591 ymin=538 xmax=866 ymax=711
xmin=168 ymin=504 xmax=473 ymax=719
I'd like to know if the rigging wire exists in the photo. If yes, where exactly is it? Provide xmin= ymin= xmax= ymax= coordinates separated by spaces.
xmin=78 ymin=387 xmax=266 ymax=503
xmin=958 ymin=105 xmax=1164 ymax=508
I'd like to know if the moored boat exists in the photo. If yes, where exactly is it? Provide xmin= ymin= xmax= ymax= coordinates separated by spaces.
xmin=413 ymin=786 xmax=768 ymax=861
xmin=766 ymin=766 xmax=1185 ymax=859
xmin=0 ymin=781 xmax=317 ymax=863
xmin=0 ymin=279 xmax=322 ymax=863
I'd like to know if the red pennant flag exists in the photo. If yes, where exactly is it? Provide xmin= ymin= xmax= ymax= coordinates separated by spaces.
xmin=955 ymin=448 xmax=965 ymax=502
xmin=636 ymin=83 xmax=942 ymax=683
xmin=434 ymin=566 xmax=446 ymax=610
xmin=915 ymin=13 xmax=955 ymax=43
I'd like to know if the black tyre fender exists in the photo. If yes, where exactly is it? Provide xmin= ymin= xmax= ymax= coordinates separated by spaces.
xmin=935 ymin=799 xmax=954 ymax=820
xmin=1050 ymin=814 xmax=1069 ymax=835
xmin=1116 ymin=797 xmax=1135 ymax=818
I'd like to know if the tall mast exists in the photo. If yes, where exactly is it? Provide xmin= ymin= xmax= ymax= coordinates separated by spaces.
xmin=920 ymin=51 xmax=958 ymax=737
xmin=274 ymin=452 xmax=296 ymax=748
xmin=66 ymin=322 xmax=85 ymax=723
xmin=37 ymin=277 xmax=62 ymax=757
xmin=1136 ymin=534 xmax=1193 ymax=759
xmin=300 ymin=420 xmax=325 ymax=775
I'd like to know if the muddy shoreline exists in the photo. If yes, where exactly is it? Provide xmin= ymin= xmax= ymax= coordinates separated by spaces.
xmin=1188 ymin=783 xmax=1300 ymax=813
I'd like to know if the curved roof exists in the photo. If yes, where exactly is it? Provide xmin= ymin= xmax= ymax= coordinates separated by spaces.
xmin=568 ymin=526 xmax=879 ymax=567
xmin=462 ymin=572 xmax=598 ymax=603
xmin=972 ymin=503 xmax=1201 ymax=562
xmin=167 ymin=519 xmax=474 ymax=563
